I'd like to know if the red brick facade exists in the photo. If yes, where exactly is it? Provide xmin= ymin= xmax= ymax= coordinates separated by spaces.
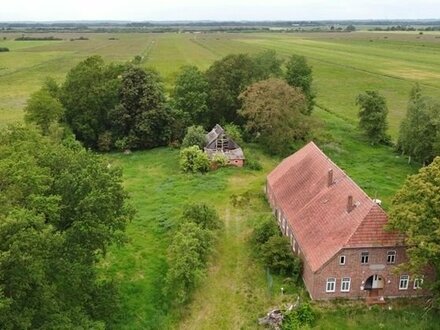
xmin=269 ymin=196 xmax=431 ymax=300
xmin=265 ymin=142 xmax=432 ymax=300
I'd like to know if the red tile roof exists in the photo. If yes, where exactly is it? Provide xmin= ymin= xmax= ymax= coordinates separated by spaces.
xmin=267 ymin=142 xmax=402 ymax=272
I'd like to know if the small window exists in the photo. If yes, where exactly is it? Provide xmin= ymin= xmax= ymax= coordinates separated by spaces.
xmin=399 ymin=275 xmax=409 ymax=290
xmin=341 ymin=277 xmax=351 ymax=292
xmin=339 ymin=255 xmax=346 ymax=265
xmin=414 ymin=277 xmax=424 ymax=289
xmin=326 ymin=278 xmax=336 ymax=292
xmin=361 ymin=252 xmax=369 ymax=264
xmin=387 ymin=251 xmax=396 ymax=264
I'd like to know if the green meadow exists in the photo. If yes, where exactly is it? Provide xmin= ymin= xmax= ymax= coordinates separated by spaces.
xmin=1 ymin=31 xmax=440 ymax=135
xmin=1 ymin=31 xmax=439 ymax=328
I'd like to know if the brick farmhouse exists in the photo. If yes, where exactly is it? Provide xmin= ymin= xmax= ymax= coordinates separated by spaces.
xmin=266 ymin=142 xmax=431 ymax=300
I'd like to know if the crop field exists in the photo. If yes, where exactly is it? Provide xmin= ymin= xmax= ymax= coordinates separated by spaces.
xmin=1 ymin=31 xmax=440 ymax=135
xmin=1 ymin=31 xmax=439 ymax=329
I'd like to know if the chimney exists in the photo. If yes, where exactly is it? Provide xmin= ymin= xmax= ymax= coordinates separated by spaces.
xmin=327 ymin=169 xmax=334 ymax=187
xmin=347 ymin=195 xmax=354 ymax=212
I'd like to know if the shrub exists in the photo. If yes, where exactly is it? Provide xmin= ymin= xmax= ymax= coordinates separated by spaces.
xmin=260 ymin=236 xmax=302 ymax=276
xmin=182 ymin=203 xmax=222 ymax=231
xmin=211 ymin=153 xmax=229 ymax=168
xmin=283 ymin=303 xmax=316 ymax=329
xmin=245 ymin=158 xmax=262 ymax=171
xmin=97 ymin=131 xmax=113 ymax=151
xmin=181 ymin=125 xmax=207 ymax=149
xmin=252 ymin=216 xmax=280 ymax=247
xmin=179 ymin=146 xmax=210 ymax=173
xmin=224 ymin=123 xmax=244 ymax=145
xmin=0 ymin=47 xmax=9 ymax=52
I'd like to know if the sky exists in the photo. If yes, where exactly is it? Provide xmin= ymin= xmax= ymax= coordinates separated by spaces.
xmin=1 ymin=0 xmax=440 ymax=22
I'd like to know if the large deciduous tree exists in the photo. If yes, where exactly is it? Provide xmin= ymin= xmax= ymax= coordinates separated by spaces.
xmin=252 ymin=49 xmax=283 ymax=81
xmin=356 ymin=90 xmax=390 ymax=145
xmin=397 ymin=85 xmax=440 ymax=164
xmin=205 ymin=54 xmax=256 ymax=125
xmin=285 ymin=55 xmax=315 ymax=114
xmin=0 ymin=126 xmax=133 ymax=329
xmin=388 ymin=156 xmax=440 ymax=305
xmin=110 ymin=66 xmax=172 ymax=150
xmin=24 ymin=88 xmax=64 ymax=135
xmin=238 ymin=78 xmax=311 ymax=155
xmin=172 ymin=65 xmax=209 ymax=127
xmin=61 ymin=56 xmax=125 ymax=149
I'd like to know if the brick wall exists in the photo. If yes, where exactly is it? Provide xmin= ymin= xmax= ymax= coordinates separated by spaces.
xmin=311 ymin=247 xmax=431 ymax=300
xmin=265 ymin=186 xmax=432 ymax=300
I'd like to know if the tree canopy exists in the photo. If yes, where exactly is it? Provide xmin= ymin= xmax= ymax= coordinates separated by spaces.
xmin=388 ymin=156 xmax=440 ymax=304
xmin=0 ymin=126 xmax=133 ymax=329
xmin=24 ymin=88 xmax=64 ymax=135
xmin=239 ymin=78 xmax=310 ymax=155
xmin=110 ymin=66 xmax=172 ymax=150
xmin=172 ymin=65 xmax=209 ymax=127
xmin=61 ymin=56 xmax=125 ymax=149
xmin=398 ymin=85 xmax=440 ymax=164
xmin=205 ymin=54 xmax=256 ymax=125
xmin=356 ymin=90 xmax=390 ymax=145
xmin=285 ymin=55 xmax=315 ymax=114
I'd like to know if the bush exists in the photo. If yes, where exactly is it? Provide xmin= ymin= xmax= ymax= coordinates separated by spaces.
xmin=283 ymin=303 xmax=316 ymax=329
xmin=224 ymin=123 xmax=244 ymax=145
xmin=252 ymin=216 xmax=280 ymax=247
xmin=181 ymin=125 xmax=207 ymax=149
xmin=165 ymin=204 xmax=221 ymax=305
xmin=97 ymin=131 xmax=113 ymax=151
xmin=260 ymin=236 xmax=302 ymax=276
xmin=211 ymin=153 xmax=229 ymax=168
xmin=182 ymin=203 xmax=222 ymax=231
xmin=245 ymin=158 xmax=262 ymax=171
xmin=0 ymin=47 xmax=9 ymax=52
xmin=179 ymin=146 xmax=210 ymax=173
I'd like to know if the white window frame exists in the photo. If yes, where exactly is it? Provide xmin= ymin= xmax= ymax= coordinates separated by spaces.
xmin=339 ymin=255 xmax=346 ymax=265
xmin=361 ymin=251 xmax=369 ymax=264
xmin=326 ymin=278 xmax=336 ymax=293
xmin=399 ymin=275 xmax=409 ymax=290
xmin=413 ymin=277 xmax=424 ymax=289
xmin=341 ymin=277 xmax=351 ymax=292
xmin=387 ymin=250 xmax=396 ymax=264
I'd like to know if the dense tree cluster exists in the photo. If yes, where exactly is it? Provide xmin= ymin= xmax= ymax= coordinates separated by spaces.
xmin=397 ymin=85 xmax=440 ymax=164
xmin=0 ymin=126 xmax=133 ymax=329
xmin=25 ymin=50 xmax=315 ymax=155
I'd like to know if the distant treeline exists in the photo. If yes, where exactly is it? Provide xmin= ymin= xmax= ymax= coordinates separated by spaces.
xmin=370 ymin=25 xmax=440 ymax=32
xmin=15 ymin=36 xmax=62 ymax=41
xmin=1 ymin=19 xmax=440 ymax=32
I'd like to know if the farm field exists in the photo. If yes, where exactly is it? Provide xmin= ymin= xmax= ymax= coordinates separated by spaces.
xmin=1 ymin=31 xmax=440 ymax=136
xmin=1 ymin=31 xmax=439 ymax=329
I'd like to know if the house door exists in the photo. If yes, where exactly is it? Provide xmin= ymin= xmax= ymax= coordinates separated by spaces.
xmin=364 ymin=274 xmax=385 ymax=297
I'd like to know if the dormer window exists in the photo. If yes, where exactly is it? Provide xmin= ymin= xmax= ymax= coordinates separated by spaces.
xmin=339 ymin=255 xmax=346 ymax=265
